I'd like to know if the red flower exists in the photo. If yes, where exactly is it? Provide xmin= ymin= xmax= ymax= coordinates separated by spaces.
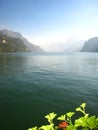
xmin=58 ymin=121 xmax=68 ymax=129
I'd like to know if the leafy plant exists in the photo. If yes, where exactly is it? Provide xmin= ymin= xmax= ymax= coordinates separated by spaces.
xmin=28 ymin=103 xmax=98 ymax=130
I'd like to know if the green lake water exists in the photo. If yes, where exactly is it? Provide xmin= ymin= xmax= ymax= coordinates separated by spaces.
xmin=0 ymin=52 xmax=98 ymax=130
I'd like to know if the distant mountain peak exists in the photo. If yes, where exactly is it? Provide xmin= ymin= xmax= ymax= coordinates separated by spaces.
xmin=1 ymin=29 xmax=23 ymax=38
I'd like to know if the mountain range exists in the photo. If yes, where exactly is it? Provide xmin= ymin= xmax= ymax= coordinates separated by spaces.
xmin=0 ymin=29 xmax=44 ymax=53
xmin=43 ymin=39 xmax=85 ymax=52
xmin=0 ymin=29 xmax=98 ymax=53
xmin=63 ymin=37 xmax=98 ymax=53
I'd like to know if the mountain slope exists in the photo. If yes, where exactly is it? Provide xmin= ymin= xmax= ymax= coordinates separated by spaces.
xmin=0 ymin=35 xmax=29 ymax=52
xmin=81 ymin=37 xmax=98 ymax=52
xmin=0 ymin=29 xmax=44 ymax=52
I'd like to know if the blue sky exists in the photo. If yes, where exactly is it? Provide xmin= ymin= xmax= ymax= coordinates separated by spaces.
xmin=0 ymin=0 xmax=98 ymax=50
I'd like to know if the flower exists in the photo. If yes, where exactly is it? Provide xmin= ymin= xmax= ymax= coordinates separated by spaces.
xmin=58 ymin=121 xmax=68 ymax=128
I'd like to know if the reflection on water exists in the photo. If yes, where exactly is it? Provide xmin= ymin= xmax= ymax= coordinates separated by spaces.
xmin=0 ymin=53 xmax=7 ymax=67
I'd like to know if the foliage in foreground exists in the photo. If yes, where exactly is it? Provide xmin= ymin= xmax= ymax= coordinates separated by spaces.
xmin=28 ymin=103 xmax=98 ymax=130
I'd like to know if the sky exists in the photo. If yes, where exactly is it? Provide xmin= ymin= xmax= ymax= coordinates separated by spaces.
xmin=0 ymin=0 xmax=98 ymax=51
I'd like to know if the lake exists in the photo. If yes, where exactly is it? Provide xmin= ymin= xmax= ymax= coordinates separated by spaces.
xmin=0 ymin=52 xmax=98 ymax=130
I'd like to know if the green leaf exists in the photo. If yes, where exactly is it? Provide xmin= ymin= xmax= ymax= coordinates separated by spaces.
xmin=66 ymin=125 xmax=77 ymax=130
xmin=75 ymin=118 xmax=83 ymax=127
xmin=66 ymin=112 xmax=75 ymax=118
xmin=76 ymin=103 xmax=87 ymax=115
xmin=80 ymin=103 xmax=86 ymax=109
xmin=96 ymin=118 xmax=98 ymax=126
xmin=45 ymin=112 xmax=57 ymax=123
xmin=57 ymin=114 xmax=66 ymax=121
xmin=87 ymin=116 xmax=97 ymax=129
xmin=82 ymin=128 xmax=89 ymax=130
xmin=75 ymin=107 xmax=82 ymax=112
xmin=41 ymin=124 xmax=54 ymax=130
xmin=75 ymin=115 xmax=89 ymax=128
xmin=28 ymin=126 xmax=37 ymax=130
